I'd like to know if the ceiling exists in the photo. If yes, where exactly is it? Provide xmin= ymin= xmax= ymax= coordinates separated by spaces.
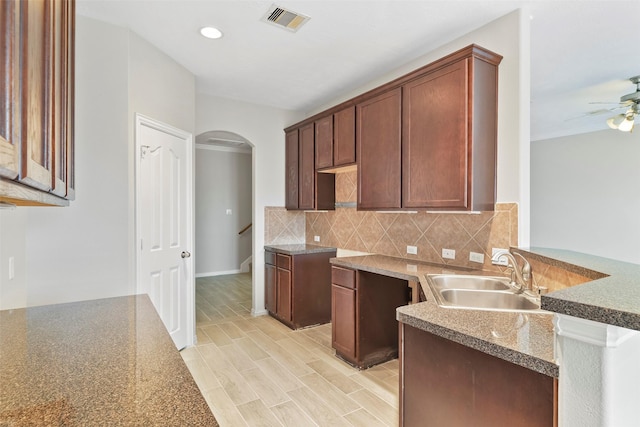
xmin=77 ymin=0 xmax=640 ymax=141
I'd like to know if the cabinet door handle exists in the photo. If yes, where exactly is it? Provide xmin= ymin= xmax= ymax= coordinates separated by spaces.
xmin=181 ymin=251 xmax=191 ymax=258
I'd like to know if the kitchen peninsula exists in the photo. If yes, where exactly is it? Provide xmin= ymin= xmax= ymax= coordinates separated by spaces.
xmin=332 ymin=253 xmax=557 ymax=425
xmin=331 ymin=247 xmax=640 ymax=426
xmin=0 ymin=295 xmax=218 ymax=426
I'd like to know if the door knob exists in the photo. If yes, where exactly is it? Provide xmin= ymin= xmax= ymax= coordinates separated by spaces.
xmin=181 ymin=251 xmax=191 ymax=258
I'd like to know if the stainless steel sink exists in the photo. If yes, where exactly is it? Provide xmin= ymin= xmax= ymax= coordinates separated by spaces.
xmin=425 ymin=274 xmax=545 ymax=313
xmin=439 ymin=289 xmax=540 ymax=311
xmin=428 ymin=274 xmax=511 ymax=291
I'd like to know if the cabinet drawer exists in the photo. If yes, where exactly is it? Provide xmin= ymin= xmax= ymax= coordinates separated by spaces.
xmin=265 ymin=250 xmax=276 ymax=266
xmin=332 ymin=266 xmax=356 ymax=289
xmin=277 ymin=253 xmax=292 ymax=270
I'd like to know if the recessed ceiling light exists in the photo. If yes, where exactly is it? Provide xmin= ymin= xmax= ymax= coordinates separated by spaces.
xmin=200 ymin=26 xmax=223 ymax=39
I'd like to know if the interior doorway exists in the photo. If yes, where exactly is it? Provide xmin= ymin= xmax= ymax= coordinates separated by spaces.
xmin=194 ymin=130 xmax=254 ymax=341
xmin=135 ymin=114 xmax=194 ymax=350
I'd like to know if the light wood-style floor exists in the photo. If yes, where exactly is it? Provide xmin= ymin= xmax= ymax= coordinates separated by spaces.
xmin=181 ymin=273 xmax=399 ymax=427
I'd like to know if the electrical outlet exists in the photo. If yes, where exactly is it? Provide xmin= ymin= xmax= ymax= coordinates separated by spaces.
xmin=406 ymin=245 xmax=418 ymax=255
xmin=225 ymin=209 xmax=232 ymax=215
xmin=492 ymin=248 xmax=509 ymax=266
xmin=406 ymin=264 xmax=417 ymax=273
xmin=314 ymin=235 xmax=320 ymax=242
xmin=469 ymin=252 xmax=485 ymax=264
xmin=442 ymin=248 xmax=456 ymax=260
xmin=8 ymin=256 xmax=14 ymax=280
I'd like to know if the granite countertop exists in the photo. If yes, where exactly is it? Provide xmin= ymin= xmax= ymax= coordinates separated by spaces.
xmin=265 ymin=243 xmax=337 ymax=255
xmin=518 ymin=247 xmax=640 ymax=331
xmin=331 ymin=254 xmax=558 ymax=377
xmin=0 ymin=295 xmax=218 ymax=426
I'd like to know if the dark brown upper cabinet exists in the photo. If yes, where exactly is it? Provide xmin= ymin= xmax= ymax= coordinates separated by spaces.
xmin=285 ymin=125 xmax=335 ymax=211
xmin=284 ymin=44 xmax=501 ymax=212
xmin=0 ymin=0 xmax=75 ymax=206
xmin=315 ymin=106 xmax=356 ymax=171
xmin=333 ymin=106 xmax=356 ymax=167
xmin=357 ymin=88 xmax=402 ymax=210
xmin=314 ymin=115 xmax=333 ymax=170
xmin=0 ymin=0 xmax=21 ymax=181
xmin=285 ymin=129 xmax=299 ymax=210
xmin=298 ymin=123 xmax=315 ymax=210
xmin=402 ymin=50 xmax=500 ymax=210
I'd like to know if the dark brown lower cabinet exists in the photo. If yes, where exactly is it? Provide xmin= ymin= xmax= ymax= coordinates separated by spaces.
xmin=400 ymin=323 xmax=557 ymax=427
xmin=264 ymin=248 xmax=336 ymax=329
xmin=331 ymin=266 xmax=410 ymax=368
xmin=331 ymin=284 xmax=356 ymax=358
xmin=276 ymin=267 xmax=292 ymax=323
xmin=265 ymin=262 xmax=277 ymax=314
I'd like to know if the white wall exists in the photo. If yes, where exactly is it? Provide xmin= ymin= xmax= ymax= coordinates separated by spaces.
xmin=531 ymin=129 xmax=640 ymax=263
xmin=309 ymin=9 xmax=531 ymax=245
xmin=0 ymin=208 xmax=27 ymax=309
xmin=22 ymin=17 xmax=132 ymax=307
xmin=0 ymin=16 xmax=196 ymax=309
xmin=195 ymin=94 xmax=303 ymax=315
xmin=195 ymin=146 xmax=252 ymax=276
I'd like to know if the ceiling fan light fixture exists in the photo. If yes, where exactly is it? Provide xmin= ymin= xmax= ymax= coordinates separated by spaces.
xmin=607 ymin=114 xmax=625 ymax=129
xmin=618 ymin=116 xmax=635 ymax=132
xmin=607 ymin=114 xmax=622 ymax=129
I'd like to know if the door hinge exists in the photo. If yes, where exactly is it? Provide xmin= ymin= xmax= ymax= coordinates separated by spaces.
xmin=140 ymin=145 xmax=150 ymax=159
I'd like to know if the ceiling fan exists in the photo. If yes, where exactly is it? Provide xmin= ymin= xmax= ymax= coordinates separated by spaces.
xmin=603 ymin=75 xmax=640 ymax=132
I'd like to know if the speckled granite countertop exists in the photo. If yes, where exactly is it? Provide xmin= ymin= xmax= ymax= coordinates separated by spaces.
xmin=0 ymin=295 xmax=218 ymax=426
xmin=517 ymin=247 xmax=640 ymax=331
xmin=331 ymin=254 xmax=558 ymax=377
xmin=265 ymin=243 xmax=337 ymax=255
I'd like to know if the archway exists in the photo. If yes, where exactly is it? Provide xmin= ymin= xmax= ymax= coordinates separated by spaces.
xmin=194 ymin=130 xmax=254 ymax=317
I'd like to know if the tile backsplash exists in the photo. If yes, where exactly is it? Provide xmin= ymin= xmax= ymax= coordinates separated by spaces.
xmin=523 ymin=254 xmax=604 ymax=293
xmin=264 ymin=207 xmax=306 ymax=245
xmin=305 ymin=204 xmax=518 ymax=272
xmin=265 ymin=171 xmax=596 ymax=291
xmin=267 ymin=170 xmax=518 ymax=272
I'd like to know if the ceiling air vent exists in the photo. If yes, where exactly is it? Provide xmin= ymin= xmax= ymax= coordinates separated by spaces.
xmin=261 ymin=4 xmax=310 ymax=32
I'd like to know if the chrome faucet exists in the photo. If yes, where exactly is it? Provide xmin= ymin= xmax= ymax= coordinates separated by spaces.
xmin=492 ymin=250 xmax=531 ymax=294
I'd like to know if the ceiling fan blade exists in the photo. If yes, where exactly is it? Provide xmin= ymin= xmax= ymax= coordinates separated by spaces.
xmin=565 ymin=107 xmax=627 ymax=122
xmin=589 ymin=100 xmax=634 ymax=106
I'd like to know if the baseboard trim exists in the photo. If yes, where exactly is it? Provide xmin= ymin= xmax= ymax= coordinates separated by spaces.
xmin=195 ymin=269 xmax=242 ymax=278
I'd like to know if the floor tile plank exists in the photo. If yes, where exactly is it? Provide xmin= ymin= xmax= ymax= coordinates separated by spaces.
xmin=270 ymin=401 xmax=318 ymax=427
xmin=236 ymin=400 xmax=283 ymax=427
xmin=348 ymin=389 xmax=397 ymax=426
xmin=239 ymin=368 xmax=291 ymax=408
xmin=287 ymin=387 xmax=352 ymax=427
xmin=189 ymin=273 xmax=400 ymax=426
xmin=298 ymin=373 xmax=361 ymax=415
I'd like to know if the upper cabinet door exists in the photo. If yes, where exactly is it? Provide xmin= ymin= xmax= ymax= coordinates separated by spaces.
xmin=357 ymin=88 xmax=402 ymax=210
xmin=20 ymin=0 xmax=53 ymax=191
xmin=285 ymin=129 xmax=299 ymax=210
xmin=0 ymin=0 xmax=75 ymax=206
xmin=402 ymin=60 xmax=469 ymax=209
xmin=333 ymin=106 xmax=356 ymax=167
xmin=0 ymin=0 xmax=21 ymax=180
xmin=315 ymin=115 xmax=333 ymax=170
xmin=298 ymin=123 xmax=315 ymax=210
xmin=51 ymin=0 xmax=74 ymax=199
xmin=65 ymin=0 xmax=75 ymax=200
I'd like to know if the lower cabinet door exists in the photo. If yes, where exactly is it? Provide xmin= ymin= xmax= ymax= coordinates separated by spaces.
xmin=331 ymin=284 xmax=356 ymax=359
xmin=401 ymin=324 xmax=556 ymax=427
xmin=276 ymin=268 xmax=292 ymax=322
xmin=265 ymin=263 xmax=277 ymax=314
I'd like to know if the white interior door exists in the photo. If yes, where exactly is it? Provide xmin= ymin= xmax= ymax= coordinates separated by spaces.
xmin=135 ymin=114 xmax=193 ymax=350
